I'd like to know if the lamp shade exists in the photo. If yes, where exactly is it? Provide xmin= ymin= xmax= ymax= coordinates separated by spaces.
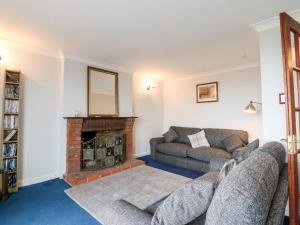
xmin=244 ymin=101 xmax=256 ymax=113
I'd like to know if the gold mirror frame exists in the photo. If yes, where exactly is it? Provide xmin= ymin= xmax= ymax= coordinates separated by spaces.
xmin=87 ymin=66 xmax=119 ymax=117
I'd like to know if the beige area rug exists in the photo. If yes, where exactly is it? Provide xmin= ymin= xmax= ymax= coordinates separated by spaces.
xmin=65 ymin=165 xmax=191 ymax=224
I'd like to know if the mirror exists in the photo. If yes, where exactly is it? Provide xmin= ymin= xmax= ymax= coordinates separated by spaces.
xmin=87 ymin=66 xmax=119 ymax=116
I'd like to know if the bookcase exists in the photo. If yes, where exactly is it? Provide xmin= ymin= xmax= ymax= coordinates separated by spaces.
xmin=1 ymin=70 xmax=20 ymax=192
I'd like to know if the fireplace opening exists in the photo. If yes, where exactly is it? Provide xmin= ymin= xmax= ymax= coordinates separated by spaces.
xmin=81 ymin=130 xmax=126 ymax=171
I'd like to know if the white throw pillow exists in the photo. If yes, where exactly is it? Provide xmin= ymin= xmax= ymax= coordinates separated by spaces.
xmin=188 ymin=130 xmax=210 ymax=148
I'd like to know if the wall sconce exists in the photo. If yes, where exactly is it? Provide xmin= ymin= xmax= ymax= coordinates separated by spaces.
xmin=244 ymin=101 xmax=262 ymax=113
xmin=146 ymin=83 xmax=156 ymax=91
xmin=143 ymin=79 xmax=156 ymax=91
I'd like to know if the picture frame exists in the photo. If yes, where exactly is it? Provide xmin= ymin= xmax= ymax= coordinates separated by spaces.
xmin=279 ymin=93 xmax=285 ymax=104
xmin=196 ymin=82 xmax=218 ymax=103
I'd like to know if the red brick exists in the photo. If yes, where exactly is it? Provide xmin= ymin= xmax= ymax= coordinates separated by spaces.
xmin=98 ymin=169 xmax=111 ymax=178
xmin=67 ymin=144 xmax=81 ymax=149
xmin=111 ymin=167 xmax=122 ymax=174
xmin=87 ymin=174 xmax=99 ymax=182
xmin=67 ymin=140 xmax=81 ymax=145
xmin=130 ymin=159 xmax=145 ymax=168
xmin=68 ymin=123 xmax=83 ymax=128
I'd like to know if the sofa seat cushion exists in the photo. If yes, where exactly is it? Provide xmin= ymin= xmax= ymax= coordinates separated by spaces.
xmin=156 ymin=143 xmax=190 ymax=157
xmin=187 ymin=147 xmax=231 ymax=163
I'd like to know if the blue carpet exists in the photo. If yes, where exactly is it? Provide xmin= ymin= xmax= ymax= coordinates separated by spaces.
xmin=0 ymin=155 xmax=293 ymax=225
xmin=0 ymin=178 xmax=101 ymax=225
xmin=138 ymin=155 xmax=203 ymax=179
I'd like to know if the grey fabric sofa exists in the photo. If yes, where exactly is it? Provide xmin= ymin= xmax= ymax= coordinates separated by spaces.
xmin=150 ymin=126 xmax=249 ymax=173
xmin=106 ymin=142 xmax=288 ymax=225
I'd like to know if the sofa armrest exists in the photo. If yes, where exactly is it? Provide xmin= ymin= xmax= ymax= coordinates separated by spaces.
xmin=209 ymin=158 xmax=230 ymax=171
xmin=150 ymin=137 xmax=165 ymax=159
xmin=107 ymin=199 xmax=152 ymax=225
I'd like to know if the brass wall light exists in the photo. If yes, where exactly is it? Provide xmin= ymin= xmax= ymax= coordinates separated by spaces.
xmin=244 ymin=101 xmax=262 ymax=113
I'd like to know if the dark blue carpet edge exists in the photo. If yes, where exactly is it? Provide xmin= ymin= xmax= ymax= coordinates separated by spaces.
xmin=0 ymin=155 xmax=292 ymax=225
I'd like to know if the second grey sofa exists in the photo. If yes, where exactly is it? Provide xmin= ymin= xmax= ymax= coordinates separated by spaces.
xmin=106 ymin=142 xmax=288 ymax=225
xmin=150 ymin=126 xmax=249 ymax=173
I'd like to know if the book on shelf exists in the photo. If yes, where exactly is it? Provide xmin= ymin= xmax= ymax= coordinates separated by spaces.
xmin=6 ymin=72 xmax=19 ymax=83
xmin=3 ymin=158 xmax=17 ymax=172
xmin=8 ymin=174 xmax=17 ymax=188
xmin=4 ymin=130 xmax=17 ymax=142
xmin=5 ymin=85 xmax=19 ymax=99
xmin=2 ymin=143 xmax=17 ymax=157
xmin=4 ymin=100 xmax=19 ymax=113
xmin=3 ymin=115 xmax=18 ymax=129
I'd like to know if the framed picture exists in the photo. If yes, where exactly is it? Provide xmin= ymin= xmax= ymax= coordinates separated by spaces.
xmin=279 ymin=93 xmax=285 ymax=104
xmin=196 ymin=82 xmax=218 ymax=103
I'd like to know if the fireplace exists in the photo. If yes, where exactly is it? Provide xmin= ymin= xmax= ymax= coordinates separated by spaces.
xmin=81 ymin=130 xmax=125 ymax=171
xmin=63 ymin=117 xmax=145 ymax=186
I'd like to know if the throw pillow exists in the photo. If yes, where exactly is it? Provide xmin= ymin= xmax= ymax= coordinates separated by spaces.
xmin=187 ymin=130 xmax=210 ymax=148
xmin=151 ymin=175 xmax=215 ymax=225
xmin=216 ymin=158 xmax=237 ymax=187
xmin=222 ymin=134 xmax=245 ymax=153
xmin=162 ymin=128 xmax=178 ymax=143
xmin=232 ymin=139 xmax=259 ymax=160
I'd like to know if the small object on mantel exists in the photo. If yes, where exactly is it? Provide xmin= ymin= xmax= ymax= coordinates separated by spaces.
xmin=74 ymin=111 xmax=80 ymax=117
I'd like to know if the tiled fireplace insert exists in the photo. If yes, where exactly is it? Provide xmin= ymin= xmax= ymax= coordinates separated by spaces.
xmin=63 ymin=117 xmax=145 ymax=186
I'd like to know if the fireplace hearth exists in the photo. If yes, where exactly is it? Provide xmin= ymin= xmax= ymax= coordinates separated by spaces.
xmin=63 ymin=117 xmax=144 ymax=186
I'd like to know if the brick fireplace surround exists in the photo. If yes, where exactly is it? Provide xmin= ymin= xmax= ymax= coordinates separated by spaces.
xmin=63 ymin=117 xmax=145 ymax=186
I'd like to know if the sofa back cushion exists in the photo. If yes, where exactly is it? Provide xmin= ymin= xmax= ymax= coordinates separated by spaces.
xmin=152 ymin=172 xmax=218 ymax=225
xmin=205 ymin=149 xmax=279 ymax=225
xmin=257 ymin=142 xmax=286 ymax=172
xmin=203 ymin=128 xmax=248 ymax=149
xmin=170 ymin=126 xmax=201 ymax=145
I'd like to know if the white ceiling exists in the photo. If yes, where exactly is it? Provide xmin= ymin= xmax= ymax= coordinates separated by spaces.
xmin=1 ymin=0 xmax=300 ymax=79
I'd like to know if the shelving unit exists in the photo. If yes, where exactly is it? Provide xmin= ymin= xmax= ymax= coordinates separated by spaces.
xmin=1 ymin=70 xmax=21 ymax=192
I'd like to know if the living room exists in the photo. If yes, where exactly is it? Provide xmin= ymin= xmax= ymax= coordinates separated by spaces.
xmin=0 ymin=1 xmax=300 ymax=225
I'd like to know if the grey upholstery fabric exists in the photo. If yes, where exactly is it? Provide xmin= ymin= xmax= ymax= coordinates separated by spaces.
xmin=203 ymin=128 xmax=248 ymax=149
xmin=233 ymin=139 xmax=259 ymax=160
xmin=152 ymin=173 xmax=216 ymax=225
xmin=266 ymin=164 xmax=288 ymax=225
xmin=170 ymin=126 xmax=201 ymax=145
xmin=205 ymin=150 xmax=279 ymax=225
xmin=209 ymin=158 xmax=230 ymax=171
xmin=150 ymin=137 xmax=165 ymax=159
xmin=188 ymin=214 xmax=206 ymax=225
xmin=187 ymin=147 xmax=231 ymax=163
xmin=163 ymin=128 xmax=178 ymax=143
xmin=222 ymin=134 xmax=245 ymax=153
xmin=108 ymin=199 xmax=152 ymax=225
xmin=156 ymin=143 xmax=190 ymax=158
xmin=258 ymin=141 xmax=286 ymax=172
xmin=146 ymin=198 xmax=165 ymax=215
xmin=216 ymin=159 xmax=237 ymax=187
xmin=156 ymin=152 xmax=210 ymax=173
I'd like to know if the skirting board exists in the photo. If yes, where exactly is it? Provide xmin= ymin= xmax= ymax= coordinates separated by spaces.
xmin=18 ymin=173 xmax=59 ymax=187
xmin=135 ymin=151 xmax=150 ymax=158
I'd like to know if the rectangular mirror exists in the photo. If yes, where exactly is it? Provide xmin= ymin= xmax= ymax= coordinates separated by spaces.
xmin=87 ymin=66 xmax=119 ymax=116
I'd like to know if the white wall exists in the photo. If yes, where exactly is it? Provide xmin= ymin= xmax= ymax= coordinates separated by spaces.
xmin=133 ymin=75 xmax=164 ymax=156
xmin=58 ymin=57 xmax=133 ymax=177
xmin=164 ymin=67 xmax=263 ymax=142
xmin=0 ymin=48 xmax=62 ymax=186
xmin=259 ymin=27 xmax=286 ymax=143
xmin=0 ymin=49 xmax=135 ymax=184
